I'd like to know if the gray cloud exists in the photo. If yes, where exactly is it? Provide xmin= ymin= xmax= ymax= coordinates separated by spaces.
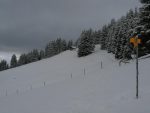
xmin=0 ymin=0 xmax=140 ymax=53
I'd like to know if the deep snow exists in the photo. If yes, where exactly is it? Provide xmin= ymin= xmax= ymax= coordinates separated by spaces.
xmin=0 ymin=45 xmax=150 ymax=113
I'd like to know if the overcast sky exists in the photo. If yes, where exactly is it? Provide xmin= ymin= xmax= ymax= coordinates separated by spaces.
xmin=0 ymin=0 xmax=141 ymax=56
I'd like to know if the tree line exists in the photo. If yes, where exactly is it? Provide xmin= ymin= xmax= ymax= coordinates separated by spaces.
xmin=0 ymin=38 xmax=74 ymax=71
xmin=78 ymin=0 xmax=150 ymax=58
xmin=78 ymin=9 xmax=139 ymax=58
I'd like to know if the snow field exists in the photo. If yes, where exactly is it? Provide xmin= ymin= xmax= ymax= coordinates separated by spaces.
xmin=0 ymin=45 xmax=150 ymax=113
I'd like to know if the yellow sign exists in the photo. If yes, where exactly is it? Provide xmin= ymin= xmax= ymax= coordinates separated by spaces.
xmin=130 ymin=36 xmax=141 ymax=48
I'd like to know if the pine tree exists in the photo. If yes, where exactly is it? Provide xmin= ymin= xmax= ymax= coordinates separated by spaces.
xmin=31 ymin=49 xmax=39 ymax=62
xmin=61 ymin=39 xmax=67 ymax=51
xmin=110 ymin=22 xmax=120 ymax=54
xmin=106 ymin=19 xmax=116 ymax=53
xmin=45 ymin=41 xmax=58 ymax=57
xmin=0 ymin=60 xmax=9 ymax=71
xmin=56 ymin=38 xmax=62 ymax=53
xmin=45 ymin=43 xmax=51 ymax=57
xmin=123 ymin=9 xmax=139 ymax=59
xmin=140 ymin=0 xmax=150 ymax=30
xmin=93 ymin=30 xmax=100 ymax=44
xmin=18 ymin=54 xmax=27 ymax=66
xmin=10 ymin=54 xmax=17 ymax=68
xmin=39 ymin=50 xmax=45 ymax=60
xmin=110 ymin=16 xmax=126 ymax=59
xmin=139 ymin=0 xmax=150 ymax=53
xmin=78 ymin=29 xmax=95 ymax=57
xmin=100 ymin=25 xmax=108 ymax=50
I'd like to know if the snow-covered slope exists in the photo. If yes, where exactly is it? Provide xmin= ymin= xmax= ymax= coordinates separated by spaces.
xmin=0 ymin=45 xmax=150 ymax=113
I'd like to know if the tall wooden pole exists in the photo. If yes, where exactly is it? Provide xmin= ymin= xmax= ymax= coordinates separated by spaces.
xmin=135 ymin=36 xmax=139 ymax=99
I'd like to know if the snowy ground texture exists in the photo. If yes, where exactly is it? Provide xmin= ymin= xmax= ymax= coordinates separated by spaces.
xmin=0 ymin=45 xmax=150 ymax=113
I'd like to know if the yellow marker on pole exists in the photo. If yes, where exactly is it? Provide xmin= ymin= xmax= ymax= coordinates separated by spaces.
xmin=130 ymin=34 xmax=142 ymax=99
xmin=130 ymin=36 xmax=141 ymax=48
xmin=135 ymin=36 xmax=139 ymax=99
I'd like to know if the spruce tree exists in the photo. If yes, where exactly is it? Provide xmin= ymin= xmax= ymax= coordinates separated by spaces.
xmin=61 ymin=39 xmax=67 ymax=51
xmin=78 ymin=29 xmax=95 ymax=57
xmin=106 ymin=19 xmax=116 ymax=53
xmin=18 ymin=54 xmax=27 ymax=66
xmin=140 ymin=0 xmax=150 ymax=30
xmin=0 ymin=60 xmax=9 ymax=71
xmin=100 ymin=25 xmax=108 ymax=50
xmin=139 ymin=0 xmax=150 ymax=53
xmin=31 ymin=49 xmax=39 ymax=61
xmin=56 ymin=38 xmax=62 ymax=53
xmin=10 ymin=54 xmax=17 ymax=68
xmin=45 ymin=43 xmax=51 ymax=57
xmin=93 ymin=30 xmax=103 ymax=45
xmin=39 ymin=50 xmax=45 ymax=60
